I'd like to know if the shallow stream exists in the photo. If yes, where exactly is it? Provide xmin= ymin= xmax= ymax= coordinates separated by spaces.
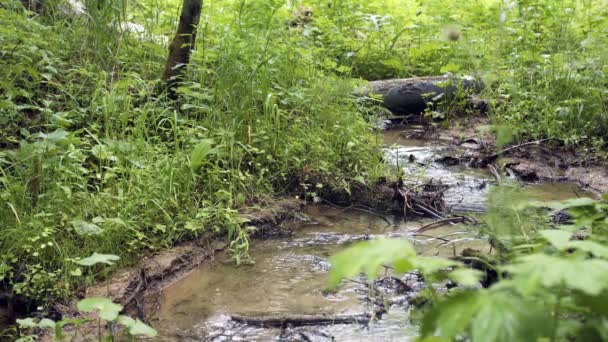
xmin=152 ymin=129 xmax=590 ymax=341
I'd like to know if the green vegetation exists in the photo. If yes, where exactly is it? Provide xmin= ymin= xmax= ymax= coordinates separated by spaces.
xmin=17 ymin=296 xmax=157 ymax=340
xmin=1 ymin=0 xmax=607 ymax=337
xmin=0 ymin=0 xmax=385 ymax=309
xmin=330 ymin=190 xmax=608 ymax=341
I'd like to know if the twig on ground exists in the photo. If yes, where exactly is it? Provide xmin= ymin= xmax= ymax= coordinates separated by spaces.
xmin=414 ymin=217 xmax=469 ymax=233
xmin=483 ymin=138 xmax=561 ymax=163
xmin=488 ymin=164 xmax=501 ymax=184
xmin=321 ymin=199 xmax=393 ymax=226
xmin=412 ymin=233 xmax=452 ymax=243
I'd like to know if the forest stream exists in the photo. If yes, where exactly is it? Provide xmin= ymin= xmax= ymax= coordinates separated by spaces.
xmin=151 ymin=128 xmax=591 ymax=342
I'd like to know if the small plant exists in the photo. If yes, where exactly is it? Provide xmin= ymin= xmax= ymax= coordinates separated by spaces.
xmin=16 ymin=297 xmax=157 ymax=341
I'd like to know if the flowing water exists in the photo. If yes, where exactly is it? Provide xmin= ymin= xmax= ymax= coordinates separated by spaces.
xmin=152 ymin=129 xmax=591 ymax=341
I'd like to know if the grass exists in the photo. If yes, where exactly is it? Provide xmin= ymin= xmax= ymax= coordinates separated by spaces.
xmin=0 ymin=0 xmax=606 ymax=312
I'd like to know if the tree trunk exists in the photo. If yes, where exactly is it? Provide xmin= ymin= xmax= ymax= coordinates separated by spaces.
xmin=20 ymin=0 xmax=42 ymax=12
xmin=162 ymin=0 xmax=203 ymax=99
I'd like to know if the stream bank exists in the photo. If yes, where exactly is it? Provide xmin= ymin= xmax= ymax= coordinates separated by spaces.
xmin=29 ymin=116 xmax=602 ymax=341
xmin=148 ymin=125 xmax=594 ymax=341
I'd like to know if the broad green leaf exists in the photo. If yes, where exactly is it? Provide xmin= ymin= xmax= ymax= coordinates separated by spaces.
xmin=17 ymin=317 xmax=37 ymax=328
xmin=77 ymin=297 xmax=122 ymax=321
xmin=471 ymin=291 xmax=550 ymax=342
xmin=38 ymin=318 xmax=56 ymax=329
xmin=118 ymin=315 xmax=157 ymax=336
xmin=128 ymin=319 xmax=158 ymax=337
xmin=421 ymin=290 xmax=486 ymax=338
xmin=540 ymin=229 xmax=572 ymax=250
xmin=117 ymin=315 xmax=135 ymax=327
xmin=190 ymin=139 xmax=215 ymax=170
xmin=75 ymin=252 xmax=120 ymax=266
xmin=46 ymin=129 xmax=69 ymax=144
xmin=449 ymin=268 xmax=483 ymax=287
xmin=415 ymin=257 xmax=457 ymax=275
xmin=546 ymin=197 xmax=596 ymax=211
xmin=567 ymin=240 xmax=608 ymax=259
xmin=327 ymin=239 xmax=416 ymax=289
xmin=504 ymin=254 xmax=608 ymax=295
xmin=71 ymin=220 xmax=103 ymax=235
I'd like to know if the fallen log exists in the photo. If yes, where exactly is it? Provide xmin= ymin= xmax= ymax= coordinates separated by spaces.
xmin=356 ymin=75 xmax=485 ymax=116
xmin=231 ymin=313 xmax=376 ymax=328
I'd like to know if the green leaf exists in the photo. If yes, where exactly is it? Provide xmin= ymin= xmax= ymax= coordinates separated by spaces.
xmin=567 ymin=240 xmax=608 ymax=259
xmin=470 ymin=291 xmax=550 ymax=342
xmin=536 ymin=230 xmax=608 ymax=260
xmin=449 ymin=268 xmax=483 ymax=286
xmin=46 ymin=129 xmax=69 ymax=144
xmin=440 ymin=62 xmax=460 ymax=73
xmin=75 ymin=252 xmax=120 ymax=266
xmin=117 ymin=315 xmax=157 ymax=336
xmin=546 ymin=197 xmax=596 ymax=211
xmin=70 ymin=220 xmax=103 ymax=236
xmin=128 ymin=319 xmax=158 ymax=337
xmin=77 ymin=297 xmax=122 ymax=321
xmin=327 ymin=239 xmax=416 ymax=289
xmin=415 ymin=257 xmax=458 ymax=275
xmin=117 ymin=315 xmax=135 ymax=327
xmin=540 ymin=229 xmax=572 ymax=250
xmin=504 ymin=254 xmax=608 ymax=295
xmin=17 ymin=317 xmax=37 ymax=328
xmin=421 ymin=290 xmax=486 ymax=338
xmin=38 ymin=318 xmax=56 ymax=329
xmin=190 ymin=139 xmax=215 ymax=170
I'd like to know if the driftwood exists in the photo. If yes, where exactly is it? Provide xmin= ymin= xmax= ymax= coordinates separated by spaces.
xmin=356 ymin=75 xmax=485 ymax=116
xmin=414 ymin=217 xmax=469 ymax=233
xmin=231 ymin=313 xmax=376 ymax=328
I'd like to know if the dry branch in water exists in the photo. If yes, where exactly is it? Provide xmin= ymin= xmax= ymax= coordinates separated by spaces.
xmin=231 ymin=313 xmax=377 ymax=328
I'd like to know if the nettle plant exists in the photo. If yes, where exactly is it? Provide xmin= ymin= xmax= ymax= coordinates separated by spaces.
xmin=16 ymin=297 xmax=156 ymax=341
xmin=329 ymin=191 xmax=608 ymax=341
xmin=16 ymin=252 xmax=156 ymax=341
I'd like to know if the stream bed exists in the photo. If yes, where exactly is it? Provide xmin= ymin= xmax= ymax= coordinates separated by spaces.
xmin=152 ymin=129 xmax=590 ymax=341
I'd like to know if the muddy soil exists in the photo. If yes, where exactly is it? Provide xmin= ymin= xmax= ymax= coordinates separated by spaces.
xmin=152 ymin=206 xmax=484 ymax=341
xmin=387 ymin=116 xmax=608 ymax=195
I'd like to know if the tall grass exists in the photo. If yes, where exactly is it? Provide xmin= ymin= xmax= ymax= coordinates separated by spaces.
xmin=0 ymin=0 xmax=606 ymax=308
xmin=0 ymin=0 xmax=384 ymax=306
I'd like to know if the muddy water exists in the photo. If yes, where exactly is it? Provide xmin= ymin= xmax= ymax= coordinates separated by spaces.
xmin=154 ymin=207 xmax=483 ymax=341
xmin=153 ymin=129 xmax=589 ymax=341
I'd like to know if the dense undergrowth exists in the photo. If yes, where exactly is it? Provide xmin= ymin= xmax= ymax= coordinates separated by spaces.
xmin=1 ymin=0 xmax=607 ymax=325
